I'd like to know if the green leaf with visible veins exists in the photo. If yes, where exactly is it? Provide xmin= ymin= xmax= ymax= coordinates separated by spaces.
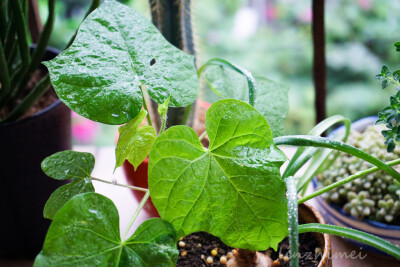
xmin=149 ymin=99 xmax=288 ymax=251
xmin=115 ymin=110 xmax=156 ymax=171
xmin=41 ymin=151 xmax=95 ymax=219
xmin=35 ymin=193 xmax=178 ymax=266
xmin=204 ymin=67 xmax=289 ymax=137
xmin=43 ymin=0 xmax=198 ymax=125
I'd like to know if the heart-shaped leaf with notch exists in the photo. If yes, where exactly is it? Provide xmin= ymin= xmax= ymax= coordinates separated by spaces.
xmin=44 ymin=0 xmax=198 ymax=125
xmin=149 ymin=99 xmax=288 ymax=251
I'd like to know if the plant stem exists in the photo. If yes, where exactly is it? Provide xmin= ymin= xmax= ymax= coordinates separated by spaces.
xmin=90 ymin=177 xmax=148 ymax=192
xmin=140 ymin=85 xmax=153 ymax=127
xmin=197 ymin=58 xmax=256 ymax=107
xmin=199 ymin=131 xmax=207 ymax=141
xmin=285 ymin=176 xmax=299 ymax=267
xmin=0 ymin=0 xmax=7 ymax=42
xmin=274 ymin=135 xmax=400 ymax=183
xmin=122 ymin=190 xmax=150 ymax=241
xmin=387 ymin=76 xmax=400 ymax=87
xmin=298 ymin=158 xmax=400 ymax=204
xmin=160 ymin=116 xmax=166 ymax=134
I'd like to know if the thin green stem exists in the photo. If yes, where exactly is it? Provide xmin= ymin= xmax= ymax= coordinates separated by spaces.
xmin=140 ymin=85 xmax=153 ymax=127
xmin=197 ymin=58 xmax=256 ymax=106
xmin=387 ymin=76 xmax=400 ymax=87
xmin=90 ymin=177 xmax=148 ymax=192
xmin=199 ymin=131 xmax=207 ymax=141
xmin=274 ymin=135 xmax=400 ymax=183
xmin=299 ymin=223 xmax=400 ymax=259
xmin=298 ymin=158 xmax=400 ymax=204
xmin=122 ymin=190 xmax=150 ymax=241
xmin=285 ymin=176 xmax=299 ymax=267
xmin=160 ymin=116 xmax=166 ymax=135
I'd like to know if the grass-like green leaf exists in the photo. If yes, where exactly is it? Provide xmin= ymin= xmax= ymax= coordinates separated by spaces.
xmin=299 ymin=223 xmax=400 ymax=259
xmin=115 ymin=110 xmax=156 ymax=171
xmin=35 ymin=193 xmax=179 ymax=266
xmin=274 ymin=135 xmax=400 ymax=183
xmin=149 ymin=99 xmax=288 ymax=250
xmin=44 ymin=0 xmax=198 ymax=125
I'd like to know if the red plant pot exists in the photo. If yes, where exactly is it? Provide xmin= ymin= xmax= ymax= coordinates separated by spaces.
xmin=122 ymin=158 xmax=160 ymax=217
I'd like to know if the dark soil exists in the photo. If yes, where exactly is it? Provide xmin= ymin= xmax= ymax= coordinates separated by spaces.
xmin=176 ymin=231 xmax=322 ymax=267
xmin=0 ymin=69 xmax=58 ymax=120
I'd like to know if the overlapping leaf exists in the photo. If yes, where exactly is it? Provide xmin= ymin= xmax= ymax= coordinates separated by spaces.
xmin=35 ymin=193 xmax=178 ymax=266
xmin=115 ymin=110 xmax=156 ymax=171
xmin=204 ymin=66 xmax=289 ymax=136
xmin=149 ymin=99 xmax=288 ymax=250
xmin=44 ymin=0 xmax=198 ymax=125
xmin=41 ymin=150 xmax=95 ymax=219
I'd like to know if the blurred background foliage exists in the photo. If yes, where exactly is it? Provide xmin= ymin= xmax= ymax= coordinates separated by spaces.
xmin=38 ymin=0 xmax=400 ymax=144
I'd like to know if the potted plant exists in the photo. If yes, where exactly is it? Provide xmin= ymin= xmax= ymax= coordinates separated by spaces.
xmin=32 ymin=1 xmax=400 ymax=266
xmin=313 ymin=119 xmax=400 ymax=253
xmin=0 ymin=0 xmax=100 ymax=258
xmin=310 ymin=41 xmax=400 ymax=253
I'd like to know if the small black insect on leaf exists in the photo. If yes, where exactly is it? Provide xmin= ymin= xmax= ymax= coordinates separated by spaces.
xmin=150 ymin=58 xmax=156 ymax=66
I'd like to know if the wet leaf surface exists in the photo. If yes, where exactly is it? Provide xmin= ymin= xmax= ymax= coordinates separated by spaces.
xmin=149 ymin=99 xmax=288 ymax=251
xmin=35 ymin=193 xmax=179 ymax=266
xmin=44 ymin=0 xmax=198 ymax=125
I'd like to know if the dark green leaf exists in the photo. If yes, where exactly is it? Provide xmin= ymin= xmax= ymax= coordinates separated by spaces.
xmin=44 ymin=0 xmax=198 ymax=125
xmin=43 ymin=178 xmax=95 ymax=220
xmin=41 ymin=150 xmax=94 ymax=180
xmin=115 ymin=110 xmax=156 ymax=171
xmin=381 ymin=65 xmax=390 ymax=77
xmin=394 ymin=42 xmax=400 ymax=52
xmin=149 ymin=99 xmax=288 ymax=250
xmin=35 ymin=193 xmax=178 ymax=266
xmin=382 ymin=79 xmax=389 ymax=89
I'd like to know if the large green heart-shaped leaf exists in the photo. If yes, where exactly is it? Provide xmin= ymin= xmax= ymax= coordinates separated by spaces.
xmin=115 ymin=110 xmax=156 ymax=171
xmin=204 ymin=66 xmax=289 ymax=137
xmin=35 ymin=193 xmax=178 ymax=266
xmin=41 ymin=151 xmax=95 ymax=219
xmin=149 ymin=99 xmax=288 ymax=250
xmin=44 ymin=0 xmax=199 ymax=125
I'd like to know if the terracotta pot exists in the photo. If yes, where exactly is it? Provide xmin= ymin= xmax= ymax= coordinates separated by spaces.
xmin=123 ymin=158 xmax=160 ymax=217
xmin=0 ymin=47 xmax=71 ymax=259
xmin=299 ymin=202 xmax=332 ymax=267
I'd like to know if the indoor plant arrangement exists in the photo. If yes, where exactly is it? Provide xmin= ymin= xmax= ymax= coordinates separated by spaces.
xmin=33 ymin=1 xmax=400 ymax=266
xmin=0 ymin=0 xmax=98 ymax=258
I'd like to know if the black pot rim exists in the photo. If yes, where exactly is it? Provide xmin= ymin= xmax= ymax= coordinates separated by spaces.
xmin=0 ymin=99 xmax=63 ymax=128
xmin=0 ymin=45 xmax=62 ymax=128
